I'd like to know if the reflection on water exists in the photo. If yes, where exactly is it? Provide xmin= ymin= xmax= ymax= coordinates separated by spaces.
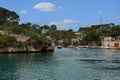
xmin=0 ymin=48 xmax=120 ymax=80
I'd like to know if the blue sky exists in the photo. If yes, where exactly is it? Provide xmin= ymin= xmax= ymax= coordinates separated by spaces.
xmin=0 ymin=0 xmax=120 ymax=31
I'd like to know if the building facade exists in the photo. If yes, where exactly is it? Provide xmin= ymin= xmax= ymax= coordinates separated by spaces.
xmin=101 ymin=36 xmax=120 ymax=49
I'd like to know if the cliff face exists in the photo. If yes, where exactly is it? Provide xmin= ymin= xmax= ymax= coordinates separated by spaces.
xmin=0 ymin=34 xmax=54 ymax=53
xmin=10 ymin=34 xmax=30 ymax=42
xmin=0 ymin=44 xmax=54 ymax=53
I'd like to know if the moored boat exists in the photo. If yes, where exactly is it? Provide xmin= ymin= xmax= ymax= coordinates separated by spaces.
xmin=57 ymin=45 xmax=62 ymax=49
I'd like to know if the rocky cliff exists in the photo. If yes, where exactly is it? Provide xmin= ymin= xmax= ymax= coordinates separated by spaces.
xmin=0 ymin=34 xmax=54 ymax=53
xmin=0 ymin=44 xmax=54 ymax=53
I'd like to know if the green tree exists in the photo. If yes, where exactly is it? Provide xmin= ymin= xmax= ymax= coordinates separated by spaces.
xmin=10 ymin=24 xmax=23 ymax=34
xmin=0 ymin=7 xmax=19 ymax=25
xmin=110 ymin=25 xmax=120 ymax=37
xmin=0 ymin=35 xmax=17 ymax=47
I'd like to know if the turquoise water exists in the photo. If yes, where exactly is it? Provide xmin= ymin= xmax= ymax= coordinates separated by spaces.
xmin=0 ymin=48 xmax=120 ymax=80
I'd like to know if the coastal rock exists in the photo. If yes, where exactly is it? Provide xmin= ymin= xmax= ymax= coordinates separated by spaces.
xmin=0 ymin=45 xmax=54 ymax=53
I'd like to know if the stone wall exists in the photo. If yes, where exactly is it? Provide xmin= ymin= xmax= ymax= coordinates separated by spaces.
xmin=101 ymin=41 xmax=120 ymax=49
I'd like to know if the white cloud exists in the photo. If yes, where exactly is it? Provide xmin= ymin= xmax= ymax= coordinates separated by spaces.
xmin=108 ymin=16 xmax=120 ymax=21
xmin=50 ymin=21 xmax=68 ymax=29
xmin=50 ymin=22 xmax=58 ymax=25
xmin=98 ymin=11 xmax=103 ymax=14
xmin=115 ymin=16 xmax=120 ymax=19
xmin=50 ymin=19 xmax=81 ymax=30
xmin=34 ymin=2 xmax=55 ymax=12
xmin=62 ymin=19 xmax=79 ymax=23
xmin=58 ymin=6 xmax=63 ymax=9
xmin=20 ymin=10 xmax=28 ymax=14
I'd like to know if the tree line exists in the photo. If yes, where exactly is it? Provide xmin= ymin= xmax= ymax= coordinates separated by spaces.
xmin=0 ymin=7 xmax=120 ymax=47
xmin=78 ymin=23 xmax=120 ymax=46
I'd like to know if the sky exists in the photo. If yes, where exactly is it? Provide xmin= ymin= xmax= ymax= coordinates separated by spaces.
xmin=0 ymin=0 xmax=120 ymax=31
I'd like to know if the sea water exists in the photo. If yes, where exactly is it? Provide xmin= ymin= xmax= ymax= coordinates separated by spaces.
xmin=0 ymin=48 xmax=120 ymax=80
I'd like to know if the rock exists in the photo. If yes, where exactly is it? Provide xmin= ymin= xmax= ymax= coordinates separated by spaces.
xmin=0 ymin=44 xmax=54 ymax=53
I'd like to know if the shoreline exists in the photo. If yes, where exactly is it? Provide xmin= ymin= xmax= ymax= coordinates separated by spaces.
xmin=0 ymin=46 xmax=54 ymax=53
xmin=73 ymin=45 xmax=120 ymax=49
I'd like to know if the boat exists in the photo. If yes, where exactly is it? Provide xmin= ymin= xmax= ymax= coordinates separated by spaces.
xmin=57 ymin=31 xmax=62 ymax=49
xmin=57 ymin=45 xmax=62 ymax=49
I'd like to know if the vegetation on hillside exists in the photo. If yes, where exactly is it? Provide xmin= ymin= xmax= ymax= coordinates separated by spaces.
xmin=78 ymin=23 xmax=120 ymax=46
xmin=0 ymin=7 xmax=120 ymax=47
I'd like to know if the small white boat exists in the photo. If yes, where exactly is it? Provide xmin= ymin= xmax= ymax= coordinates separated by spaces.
xmin=57 ymin=45 xmax=62 ymax=49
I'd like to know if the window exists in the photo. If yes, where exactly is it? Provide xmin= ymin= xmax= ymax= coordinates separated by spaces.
xmin=114 ymin=43 xmax=119 ymax=47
